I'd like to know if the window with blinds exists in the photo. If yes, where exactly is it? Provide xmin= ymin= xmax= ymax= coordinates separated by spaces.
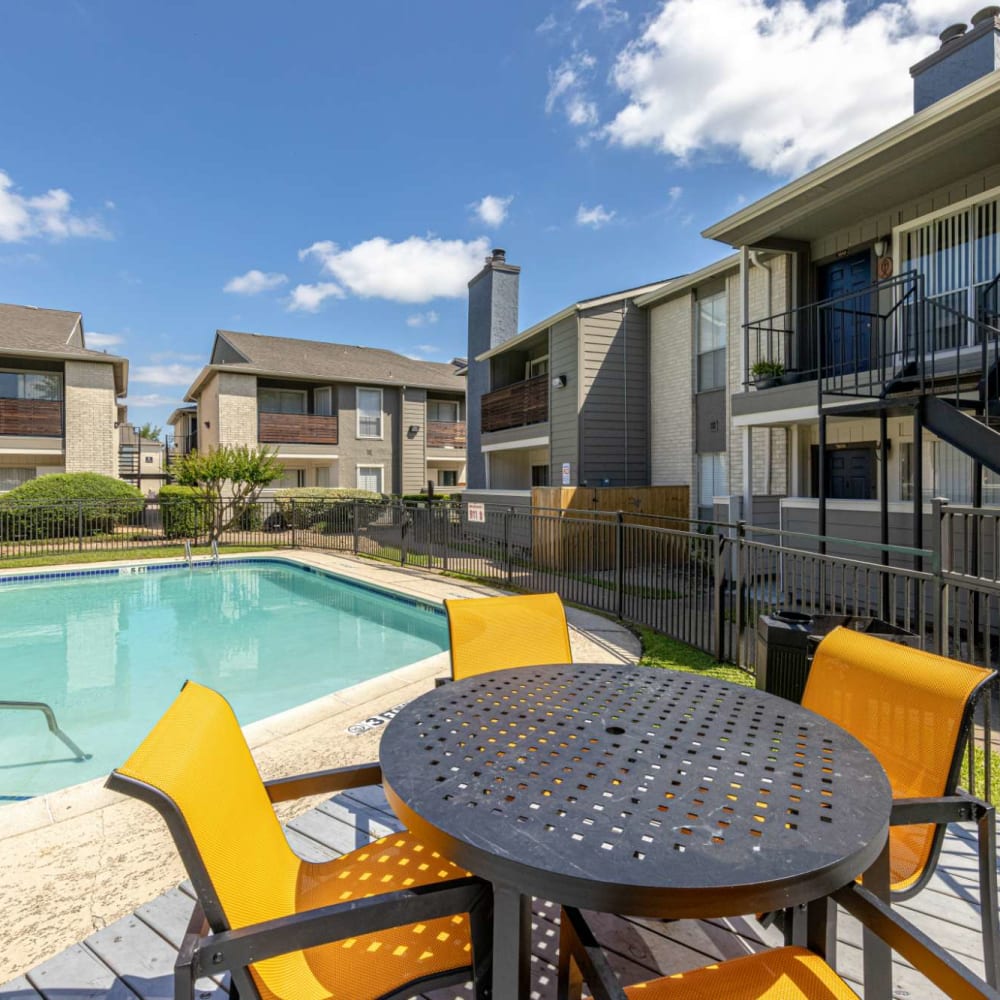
xmin=356 ymin=387 xmax=383 ymax=439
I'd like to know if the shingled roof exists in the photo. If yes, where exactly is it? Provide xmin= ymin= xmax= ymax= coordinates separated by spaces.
xmin=0 ymin=302 xmax=128 ymax=393
xmin=185 ymin=329 xmax=465 ymax=400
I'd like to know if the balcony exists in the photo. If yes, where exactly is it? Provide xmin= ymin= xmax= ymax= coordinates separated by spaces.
xmin=481 ymin=374 xmax=548 ymax=433
xmin=258 ymin=411 xmax=338 ymax=445
xmin=0 ymin=397 xmax=62 ymax=437
xmin=426 ymin=420 xmax=466 ymax=448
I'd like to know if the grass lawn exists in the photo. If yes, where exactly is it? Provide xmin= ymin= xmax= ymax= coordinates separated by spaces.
xmin=0 ymin=545 xmax=279 ymax=569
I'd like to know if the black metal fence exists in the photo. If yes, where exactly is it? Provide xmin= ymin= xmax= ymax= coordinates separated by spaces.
xmin=2 ymin=494 xmax=997 ymax=797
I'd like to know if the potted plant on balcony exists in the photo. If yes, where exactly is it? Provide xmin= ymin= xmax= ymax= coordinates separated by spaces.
xmin=750 ymin=359 xmax=785 ymax=390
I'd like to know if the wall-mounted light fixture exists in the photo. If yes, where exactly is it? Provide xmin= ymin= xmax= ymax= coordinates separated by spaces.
xmin=408 ymin=424 xmax=420 ymax=435
xmin=873 ymin=237 xmax=888 ymax=258
xmin=552 ymin=374 xmax=567 ymax=388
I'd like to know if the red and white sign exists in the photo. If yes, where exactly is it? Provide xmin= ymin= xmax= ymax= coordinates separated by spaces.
xmin=467 ymin=502 xmax=486 ymax=523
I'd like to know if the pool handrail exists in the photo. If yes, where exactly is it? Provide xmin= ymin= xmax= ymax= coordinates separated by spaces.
xmin=0 ymin=700 xmax=91 ymax=761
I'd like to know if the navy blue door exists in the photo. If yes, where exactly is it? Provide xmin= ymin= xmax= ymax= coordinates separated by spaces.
xmin=818 ymin=252 xmax=873 ymax=375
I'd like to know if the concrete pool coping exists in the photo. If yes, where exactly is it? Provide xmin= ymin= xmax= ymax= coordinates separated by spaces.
xmin=0 ymin=549 xmax=640 ymax=981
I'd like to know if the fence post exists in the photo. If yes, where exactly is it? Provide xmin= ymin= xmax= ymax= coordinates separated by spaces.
xmin=400 ymin=501 xmax=408 ymax=566
xmin=713 ymin=531 xmax=726 ymax=662
xmin=353 ymin=501 xmax=360 ymax=556
xmin=735 ymin=521 xmax=746 ymax=668
xmin=614 ymin=511 xmax=625 ymax=620
xmin=441 ymin=504 xmax=449 ymax=573
xmin=505 ymin=507 xmax=513 ymax=587
xmin=932 ymin=497 xmax=949 ymax=656
xmin=290 ymin=499 xmax=297 ymax=549
xmin=77 ymin=500 xmax=84 ymax=552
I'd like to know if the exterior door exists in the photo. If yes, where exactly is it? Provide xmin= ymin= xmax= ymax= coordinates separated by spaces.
xmin=812 ymin=445 xmax=876 ymax=500
xmin=817 ymin=252 xmax=873 ymax=375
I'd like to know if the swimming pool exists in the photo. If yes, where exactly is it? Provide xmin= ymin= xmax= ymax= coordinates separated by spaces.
xmin=0 ymin=558 xmax=448 ymax=801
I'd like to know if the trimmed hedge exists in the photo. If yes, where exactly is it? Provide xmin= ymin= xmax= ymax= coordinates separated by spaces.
xmin=0 ymin=473 xmax=144 ymax=539
xmin=159 ymin=485 xmax=211 ymax=539
xmin=273 ymin=488 xmax=381 ymax=529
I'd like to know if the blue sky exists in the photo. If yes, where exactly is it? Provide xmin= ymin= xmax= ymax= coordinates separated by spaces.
xmin=0 ymin=0 xmax=968 ymax=433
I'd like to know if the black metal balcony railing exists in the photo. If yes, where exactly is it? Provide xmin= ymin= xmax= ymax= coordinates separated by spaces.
xmin=481 ymin=374 xmax=548 ymax=433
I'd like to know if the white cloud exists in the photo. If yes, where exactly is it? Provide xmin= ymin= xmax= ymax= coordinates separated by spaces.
xmin=473 ymin=195 xmax=513 ymax=228
xmin=576 ymin=204 xmax=616 ymax=228
xmin=536 ymin=14 xmax=558 ymax=32
xmin=546 ymin=52 xmax=599 ymax=129
xmin=126 ymin=393 xmax=177 ymax=408
xmin=224 ymin=269 xmax=288 ymax=295
xmin=150 ymin=350 xmax=202 ymax=363
xmin=576 ymin=0 xmax=628 ymax=26
xmin=286 ymin=282 xmax=345 ymax=313
xmin=86 ymin=331 xmax=123 ymax=349
xmin=299 ymin=235 xmax=490 ymax=304
xmin=602 ymin=0 xmax=961 ymax=177
xmin=668 ymin=185 xmax=682 ymax=203
xmin=132 ymin=363 xmax=202 ymax=386
xmin=406 ymin=310 xmax=440 ymax=327
xmin=0 ymin=170 xmax=109 ymax=242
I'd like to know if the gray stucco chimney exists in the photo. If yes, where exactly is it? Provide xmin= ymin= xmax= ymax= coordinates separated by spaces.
xmin=911 ymin=8 xmax=1000 ymax=113
xmin=465 ymin=248 xmax=521 ymax=489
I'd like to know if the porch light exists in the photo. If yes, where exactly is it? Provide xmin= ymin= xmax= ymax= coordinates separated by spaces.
xmin=552 ymin=375 xmax=567 ymax=388
xmin=408 ymin=424 xmax=420 ymax=435
xmin=873 ymin=238 xmax=888 ymax=258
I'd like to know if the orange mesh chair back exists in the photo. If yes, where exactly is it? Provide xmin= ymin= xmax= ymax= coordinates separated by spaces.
xmin=444 ymin=592 xmax=573 ymax=680
xmin=802 ymin=627 xmax=993 ymax=894
xmin=108 ymin=681 xmax=486 ymax=1000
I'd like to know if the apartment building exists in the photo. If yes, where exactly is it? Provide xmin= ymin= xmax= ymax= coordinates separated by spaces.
xmin=175 ymin=330 xmax=466 ymax=494
xmin=0 ymin=303 xmax=128 ymax=491
xmin=465 ymin=249 xmax=667 ymax=492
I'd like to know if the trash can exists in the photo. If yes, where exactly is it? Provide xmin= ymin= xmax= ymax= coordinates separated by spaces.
xmin=756 ymin=611 xmax=921 ymax=703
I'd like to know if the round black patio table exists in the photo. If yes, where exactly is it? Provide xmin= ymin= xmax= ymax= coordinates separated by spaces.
xmin=380 ymin=663 xmax=891 ymax=998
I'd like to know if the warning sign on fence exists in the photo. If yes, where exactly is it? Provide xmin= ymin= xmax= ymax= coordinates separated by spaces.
xmin=467 ymin=503 xmax=486 ymax=523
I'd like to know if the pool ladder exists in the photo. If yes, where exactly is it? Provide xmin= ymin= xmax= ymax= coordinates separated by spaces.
xmin=211 ymin=539 xmax=220 ymax=566
xmin=184 ymin=539 xmax=192 ymax=567
xmin=0 ymin=701 xmax=91 ymax=761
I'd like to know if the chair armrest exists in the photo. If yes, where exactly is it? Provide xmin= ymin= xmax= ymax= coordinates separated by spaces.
xmin=183 ymin=875 xmax=488 ymax=979
xmin=264 ymin=762 xmax=382 ymax=803
xmin=890 ymin=793 xmax=989 ymax=826
xmin=833 ymin=883 xmax=1000 ymax=1000
xmin=560 ymin=906 xmax=630 ymax=1000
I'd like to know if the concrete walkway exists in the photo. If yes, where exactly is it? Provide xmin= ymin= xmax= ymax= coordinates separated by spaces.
xmin=0 ymin=551 xmax=639 ymax=983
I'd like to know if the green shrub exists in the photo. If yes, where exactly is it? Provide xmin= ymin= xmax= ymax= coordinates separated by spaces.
xmin=0 ymin=473 xmax=144 ymax=540
xmin=273 ymin=488 xmax=381 ymax=529
xmin=159 ymin=485 xmax=212 ymax=539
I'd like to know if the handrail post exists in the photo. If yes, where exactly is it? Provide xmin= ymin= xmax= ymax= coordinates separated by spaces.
xmin=713 ymin=531 xmax=726 ymax=662
xmin=932 ymin=497 xmax=949 ymax=656
xmin=614 ymin=511 xmax=625 ymax=620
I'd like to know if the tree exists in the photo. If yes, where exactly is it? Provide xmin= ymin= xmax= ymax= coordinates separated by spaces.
xmin=137 ymin=422 xmax=162 ymax=441
xmin=171 ymin=445 xmax=284 ymax=541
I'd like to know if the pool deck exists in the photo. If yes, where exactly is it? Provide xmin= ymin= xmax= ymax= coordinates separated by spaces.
xmin=0 ymin=552 xmax=994 ymax=997
xmin=0 ymin=550 xmax=639 ymax=984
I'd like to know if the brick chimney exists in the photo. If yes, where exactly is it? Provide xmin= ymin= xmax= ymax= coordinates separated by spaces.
xmin=465 ymin=249 xmax=521 ymax=489
xmin=911 ymin=7 xmax=1000 ymax=113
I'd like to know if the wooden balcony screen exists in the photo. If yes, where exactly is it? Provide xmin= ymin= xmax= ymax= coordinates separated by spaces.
xmin=0 ymin=398 xmax=63 ymax=437
xmin=258 ymin=411 xmax=338 ymax=445
xmin=426 ymin=420 xmax=466 ymax=448
xmin=481 ymin=375 xmax=549 ymax=433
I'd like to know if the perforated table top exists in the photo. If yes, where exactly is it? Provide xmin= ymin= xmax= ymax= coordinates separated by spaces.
xmin=381 ymin=663 xmax=891 ymax=918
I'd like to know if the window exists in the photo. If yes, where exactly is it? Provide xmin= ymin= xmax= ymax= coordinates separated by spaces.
xmin=258 ymin=388 xmax=306 ymax=414
xmin=428 ymin=400 xmax=459 ymax=422
xmin=0 ymin=371 xmax=62 ymax=401
xmin=0 ymin=467 xmax=34 ymax=492
xmin=698 ymin=453 xmax=727 ymax=522
xmin=438 ymin=469 xmax=458 ymax=487
xmin=315 ymin=466 xmax=331 ymax=487
xmin=357 ymin=465 xmax=383 ymax=493
xmin=314 ymin=386 xmax=333 ymax=416
xmin=527 ymin=356 xmax=549 ymax=379
xmin=934 ymin=440 xmax=973 ymax=504
xmin=696 ymin=291 xmax=727 ymax=392
xmin=272 ymin=469 xmax=306 ymax=489
xmin=900 ymin=442 xmax=914 ymax=502
xmin=531 ymin=464 xmax=550 ymax=487
xmin=144 ymin=455 xmax=154 ymax=464
xmin=356 ymin=387 xmax=383 ymax=439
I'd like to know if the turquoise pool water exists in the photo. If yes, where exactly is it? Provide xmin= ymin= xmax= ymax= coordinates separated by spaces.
xmin=0 ymin=559 xmax=447 ymax=801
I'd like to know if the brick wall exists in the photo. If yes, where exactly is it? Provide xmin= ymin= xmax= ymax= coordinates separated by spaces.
xmin=64 ymin=361 xmax=118 ymax=477
xmin=217 ymin=372 xmax=258 ymax=447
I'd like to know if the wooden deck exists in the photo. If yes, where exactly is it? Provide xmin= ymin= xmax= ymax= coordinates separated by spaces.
xmin=1 ymin=785 xmax=993 ymax=1000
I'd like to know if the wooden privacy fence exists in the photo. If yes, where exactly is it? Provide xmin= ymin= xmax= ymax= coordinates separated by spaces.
xmin=531 ymin=485 xmax=690 ymax=571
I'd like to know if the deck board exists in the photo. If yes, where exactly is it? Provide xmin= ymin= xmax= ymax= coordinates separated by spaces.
xmin=2 ymin=789 xmax=995 ymax=1000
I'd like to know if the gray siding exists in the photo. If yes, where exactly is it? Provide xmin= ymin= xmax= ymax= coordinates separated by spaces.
xmin=548 ymin=316 xmax=578 ymax=485
xmin=336 ymin=383 xmax=400 ymax=493
xmin=401 ymin=387 xmax=427 ymax=493
xmin=578 ymin=301 xmax=649 ymax=486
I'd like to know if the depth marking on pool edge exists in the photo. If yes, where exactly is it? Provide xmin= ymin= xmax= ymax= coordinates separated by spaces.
xmin=348 ymin=704 xmax=406 ymax=736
